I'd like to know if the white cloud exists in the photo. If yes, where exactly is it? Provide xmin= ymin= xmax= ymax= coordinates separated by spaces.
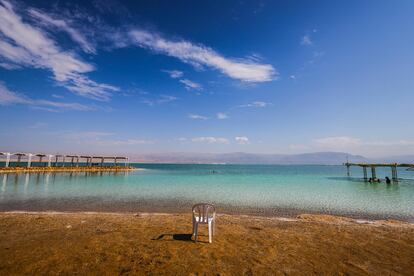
xmin=216 ymin=112 xmax=228 ymax=119
xmin=315 ymin=136 xmax=362 ymax=147
xmin=162 ymin=69 xmax=183 ymax=79
xmin=238 ymin=101 xmax=272 ymax=108
xmin=191 ymin=137 xmax=229 ymax=144
xmin=235 ymin=136 xmax=250 ymax=145
xmin=189 ymin=114 xmax=209 ymax=120
xmin=179 ymin=79 xmax=202 ymax=90
xmin=0 ymin=83 xmax=93 ymax=111
xmin=0 ymin=1 xmax=118 ymax=101
xmin=28 ymin=8 xmax=95 ymax=54
xmin=129 ymin=29 xmax=276 ymax=82
xmin=301 ymin=34 xmax=312 ymax=46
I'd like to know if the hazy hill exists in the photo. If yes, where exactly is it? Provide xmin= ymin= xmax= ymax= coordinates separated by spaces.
xmin=131 ymin=152 xmax=368 ymax=165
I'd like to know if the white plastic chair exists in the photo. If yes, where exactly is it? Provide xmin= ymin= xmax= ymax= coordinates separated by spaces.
xmin=192 ymin=203 xmax=216 ymax=243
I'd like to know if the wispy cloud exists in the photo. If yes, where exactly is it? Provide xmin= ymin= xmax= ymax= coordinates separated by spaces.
xmin=63 ymin=131 xmax=154 ymax=146
xmin=0 ymin=1 xmax=118 ymax=101
xmin=237 ymin=101 xmax=272 ymax=108
xmin=315 ymin=136 xmax=361 ymax=147
xmin=301 ymin=29 xmax=317 ymax=46
xmin=29 ymin=122 xmax=48 ymax=129
xmin=142 ymin=94 xmax=178 ymax=106
xmin=191 ymin=136 xmax=229 ymax=144
xmin=235 ymin=136 xmax=250 ymax=145
xmin=188 ymin=114 xmax=209 ymax=120
xmin=0 ymin=83 xmax=93 ymax=111
xmin=216 ymin=112 xmax=228 ymax=119
xmin=180 ymin=79 xmax=202 ymax=90
xmin=28 ymin=8 xmax=95 ymax=54
xmin=162 ymin=69 xmax=183 ymax=79
xmin=163 ymin=69 xmax=202 ymax=91
xmin=301 ymin=35 xmax=312 ymax=46
xmin=129 ymin=29 xmax=276 ymax=82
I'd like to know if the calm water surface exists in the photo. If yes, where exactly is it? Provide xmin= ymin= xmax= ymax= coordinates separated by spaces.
xmin=1 ymin=164 xmax=413 ymax=220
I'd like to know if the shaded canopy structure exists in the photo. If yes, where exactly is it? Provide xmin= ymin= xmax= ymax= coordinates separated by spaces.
xmin=1 ymin=152 xmax=129 ymax=168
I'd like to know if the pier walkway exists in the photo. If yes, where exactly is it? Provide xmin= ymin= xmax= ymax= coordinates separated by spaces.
xmin=344 ymin=162 xmax=414 ymax=182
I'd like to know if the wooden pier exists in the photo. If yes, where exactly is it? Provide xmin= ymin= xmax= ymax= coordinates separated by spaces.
xmin=344 ymin=162 xmax=414 ymax=182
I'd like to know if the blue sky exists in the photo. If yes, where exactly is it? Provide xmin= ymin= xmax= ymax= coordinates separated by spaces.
xmin=0 ymin=0 xmax=413 ymax=157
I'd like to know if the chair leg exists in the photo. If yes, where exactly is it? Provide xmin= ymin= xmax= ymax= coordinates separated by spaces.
xmin=212 ymin=220 xmax=215 ymax=236
xmin=208 ymin=221 xmax=212 ymax=243
xmin=194 ymin=224 xmax=198 ymax=243
xmin=192 ymin=219 xmax=195 ymax=236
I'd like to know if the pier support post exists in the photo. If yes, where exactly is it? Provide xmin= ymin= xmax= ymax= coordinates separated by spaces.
xmin=27 ymin=154 xmax=33 ymax=168
xmin=62 ymin=156 xmax=65 ymax=167
xmin=371 ymin=166 xmax=376 ymax=180
xmin=5 ymin=153 xmax=10 ymax=168
xmin=363 ymin=166 xmax=367 ymax=181
xmin=391 ymin=165 xmax=398 ymax=182
xmin=47 ymin=155 xmax=52 ymax=167
xmin=346 ymin=164 xmax=350 ymax=177
xmin=17 ymin=155 xmax=22 ymax=166
xmin=76 ymin=157 xmax=79 ymax=167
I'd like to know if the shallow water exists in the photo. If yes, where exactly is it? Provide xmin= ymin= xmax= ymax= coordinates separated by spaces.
xmin=1 ymin=164 xmax=413 ymax=220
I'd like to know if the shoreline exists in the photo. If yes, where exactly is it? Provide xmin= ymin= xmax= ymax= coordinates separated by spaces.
xmin=1 ymin=198 xmax=413 ymax=223
xmin=2 ymin=210 xmax=413 ymax=227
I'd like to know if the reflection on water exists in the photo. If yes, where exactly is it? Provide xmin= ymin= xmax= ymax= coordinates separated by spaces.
xmin=0 ymin=165 xmax=413 ymax=219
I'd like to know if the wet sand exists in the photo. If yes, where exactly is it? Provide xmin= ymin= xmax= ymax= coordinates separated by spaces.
xmin=0 ymin=212 xmax=413 ymax=275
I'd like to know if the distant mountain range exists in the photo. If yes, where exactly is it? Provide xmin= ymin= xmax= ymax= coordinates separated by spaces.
xmin=130 ymin=152 xmax=372 ymax=165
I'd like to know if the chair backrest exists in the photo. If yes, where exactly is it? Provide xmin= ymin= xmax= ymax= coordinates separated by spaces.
xmin=192 ymin=203 xmax=215 ymax=223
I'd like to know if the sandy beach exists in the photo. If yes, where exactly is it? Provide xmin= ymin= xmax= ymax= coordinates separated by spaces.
xmin=0 ymin=212 xmax=413 ymax=275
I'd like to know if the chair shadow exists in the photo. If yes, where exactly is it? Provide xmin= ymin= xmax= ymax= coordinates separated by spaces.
xmin=152 ymin=233 xmax=209 ymax=243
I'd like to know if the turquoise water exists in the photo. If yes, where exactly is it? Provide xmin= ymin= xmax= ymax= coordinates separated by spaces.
xmin=1 ymin=164 xmax=414 ymax=220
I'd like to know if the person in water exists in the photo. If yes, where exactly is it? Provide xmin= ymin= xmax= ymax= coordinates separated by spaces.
xmin=385 ymin=176 xmax=391 ymax=184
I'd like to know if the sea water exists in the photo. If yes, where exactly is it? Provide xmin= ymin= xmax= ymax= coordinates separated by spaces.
xmin=0 ymin=164 xmax=413 ymax=220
